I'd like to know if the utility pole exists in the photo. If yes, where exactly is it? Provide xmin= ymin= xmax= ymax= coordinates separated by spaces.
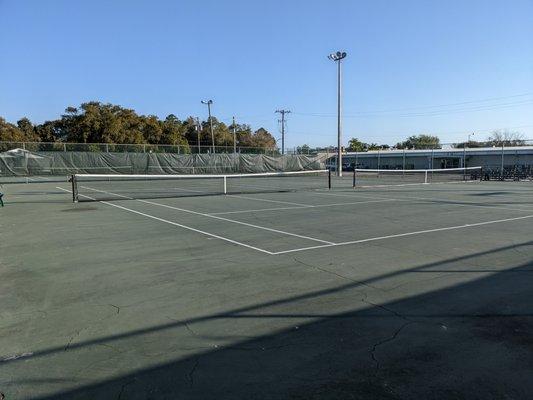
xmin=195 ymin=117 xmax=201 ymax=153
xmin=232 ymin=116 xmax=237 ymax=154
xmin=201 ymin=100 xmax=215 ymax=153
xmin=275 ymin=109 xmax=290 ymax=155
xmin=328 ymin=51 xmax=347 ymax=177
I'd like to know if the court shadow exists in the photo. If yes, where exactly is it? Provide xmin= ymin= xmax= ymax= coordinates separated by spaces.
xmin=10 ymin=242 xmax=533 ymax=399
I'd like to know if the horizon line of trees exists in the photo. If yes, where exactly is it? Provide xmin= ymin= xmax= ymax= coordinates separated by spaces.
xmin=1 ymin=103 xmax=529 ymax=153
xmin=342 ymin=131 xmax=527 ymax=152
xmin=0 ymin=101 xmax=277 ymax=151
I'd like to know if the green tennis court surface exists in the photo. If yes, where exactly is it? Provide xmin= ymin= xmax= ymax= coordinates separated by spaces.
xmin=1 ymin=179 xmax=532 ymax=399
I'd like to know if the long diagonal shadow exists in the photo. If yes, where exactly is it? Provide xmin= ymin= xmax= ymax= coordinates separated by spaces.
xmin=27 ymin=252 xmax=533 ymax=399
xmin=2 ymin=240 xmax=531 ymax=366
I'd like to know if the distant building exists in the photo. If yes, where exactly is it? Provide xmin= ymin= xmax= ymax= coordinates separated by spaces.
xmin=327 ymin=146 xmax=533 ymax=170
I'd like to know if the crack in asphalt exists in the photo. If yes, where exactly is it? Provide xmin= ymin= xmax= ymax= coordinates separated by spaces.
xmin=293 ymin=257 xmax=380 ymax=291
xmin=109 ymin=304 xmax=120 ymax=314
xmin=370 ymin=321 xmax=414 ymax=370
xmin=188 ymin=358 xmax=200 ymax=387
xmin=116 ymin=379 xmax=135 ymax=400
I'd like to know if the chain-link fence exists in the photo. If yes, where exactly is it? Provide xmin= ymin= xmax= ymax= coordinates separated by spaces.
xmin=0 ymin=141 xmax=281 ymax=156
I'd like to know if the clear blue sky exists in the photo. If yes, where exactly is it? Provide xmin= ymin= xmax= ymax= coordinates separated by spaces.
xmin=1 ymin=0 xmax=532 ymax=148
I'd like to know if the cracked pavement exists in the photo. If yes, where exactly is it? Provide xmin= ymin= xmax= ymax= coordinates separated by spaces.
xmin=1 ymin=181 xmax=532 ymax=399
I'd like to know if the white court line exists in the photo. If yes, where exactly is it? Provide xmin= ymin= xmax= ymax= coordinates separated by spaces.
xmin=395 ymin=194 xmax=533 ymax=213
xmin=78 ymin=186 xmax=336 ymax=245
xmin=271 ymin=214 xmax=533 ymax=255
xmin=314 ymin=191 xmax=533 ymax=213
xmin=57 ymin=187 xmax=533 ymax=255
xmin=56 ymin=187 xmax=275 ymax=255
xmin=227 ymin=194 xmax=312 ymax=207
xmin=312 ymin=191 xmax=393 ymax=200
xmin=209 ymin=198 xmax=397 ymax=215
xmin=353 ymin=180 xmax=479 ymax=189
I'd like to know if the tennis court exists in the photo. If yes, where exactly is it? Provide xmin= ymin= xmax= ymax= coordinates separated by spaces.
xmin=1 ymin=175 xmax=532 ymax=399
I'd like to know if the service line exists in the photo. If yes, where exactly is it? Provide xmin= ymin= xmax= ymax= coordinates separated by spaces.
xmin=271 ymin=214 xmax=533 ymax=255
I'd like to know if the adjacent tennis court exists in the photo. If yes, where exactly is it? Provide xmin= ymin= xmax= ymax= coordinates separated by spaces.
xmin=1 ymin=175 xmax=532 ymax=399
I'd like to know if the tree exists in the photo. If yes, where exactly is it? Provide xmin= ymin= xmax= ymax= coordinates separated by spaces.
xmin=17 ymin=118 xmax=39 ymax=141
xmin=396 ymin=134 xmax=441 ymax=149
xmin=453 ymin=141 xmax=485 ymax=149
xmin=487 ymin=130 xmax=525 ymax=147
xmin=234 ymin=124 xmax=254 ymax=148
xmin=198 ymin=117 xmax=233 ymax=148
xmin=160 ymin=114 xmax=189 ymax=148
xmin=141 ymin=115 xmax=164 ymax=144
xmin=0 ymin=117 xmax=26 ymax=142
xmin=297 ymin=144 xmax=311 ymax=154
xmin=347 ymin=138 xmax=388 ymax=151
xmin=348 ymin=138 xmax=366 ymax=152
xmin=35 ymin=120 xmax=64 ymax=142
xmin=251 ymin=128 xmax=276 ymax=149
xmin=0 ymin=102 xmax=278 ymax=151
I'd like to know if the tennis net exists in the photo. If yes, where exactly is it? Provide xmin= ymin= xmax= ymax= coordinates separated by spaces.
xmin=70 ymin=170 xmax=331 ymax=202
xmin=353 ymin=166 xmax=483 ymax=187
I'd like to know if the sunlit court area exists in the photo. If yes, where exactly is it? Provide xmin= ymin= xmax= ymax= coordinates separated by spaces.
xmin=2 ymin=0 xmax=533 ymax=399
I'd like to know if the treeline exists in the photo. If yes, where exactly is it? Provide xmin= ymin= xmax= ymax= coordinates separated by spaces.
xmin=347 ymin=135 xmax=441 ymax=151
xmin=346 ymin=131 xmax=527 ymax=151
xmin=0 ymin=102 xmax=277 ymax=150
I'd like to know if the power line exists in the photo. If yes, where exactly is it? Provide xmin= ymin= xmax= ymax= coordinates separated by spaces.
xmin=291 ymin=92 xmax=533 ymax=118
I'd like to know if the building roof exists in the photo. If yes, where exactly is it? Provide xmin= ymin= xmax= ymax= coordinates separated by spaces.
xmin=343 ymin=146 xmax=533 ymax=157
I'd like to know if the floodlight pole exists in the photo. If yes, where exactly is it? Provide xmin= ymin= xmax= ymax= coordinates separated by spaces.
xmin=195 ymin=117 xmax=201 ymax=153
xmin=329 ymin=51 xmax=347 ymax=177
xmin=232 ymin=116 xmax=237 ymax=154
xmin=201 ymin=100 xmax=215 ymax=153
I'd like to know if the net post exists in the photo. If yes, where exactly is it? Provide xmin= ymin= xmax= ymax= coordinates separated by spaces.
xmin=70 ymin=175 xmax=78 ymax=203
xmin=328 ymin=169 xmax=332 ymax=190
xmin=352 ymin=166 xmax=356 ymax=188
xmin=223 ymin=176 xmax=227 ymax=194
xmin=424 ymin=170 xmax=428 ymax=184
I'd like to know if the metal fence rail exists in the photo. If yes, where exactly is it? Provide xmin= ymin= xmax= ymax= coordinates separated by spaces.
xmin=0 ymin=141 xmax=281 ymax=156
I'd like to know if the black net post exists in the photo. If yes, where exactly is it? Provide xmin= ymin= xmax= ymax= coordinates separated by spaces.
xmin=328 ymin=169 xmax=332 ymax=190
xmin=352 ymin=167 xmax=356 ymax=188
xmin=70 ymin=175 xmax=78 ymax=203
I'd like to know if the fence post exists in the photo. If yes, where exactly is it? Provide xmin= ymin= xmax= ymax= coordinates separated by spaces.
xmin=377 ymin=149 xmax=381 ymax=170
xmin=501 ymin=144 xmax=505 ymax=180
xmin=63 ymin=143 xmax=67 ymax=152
